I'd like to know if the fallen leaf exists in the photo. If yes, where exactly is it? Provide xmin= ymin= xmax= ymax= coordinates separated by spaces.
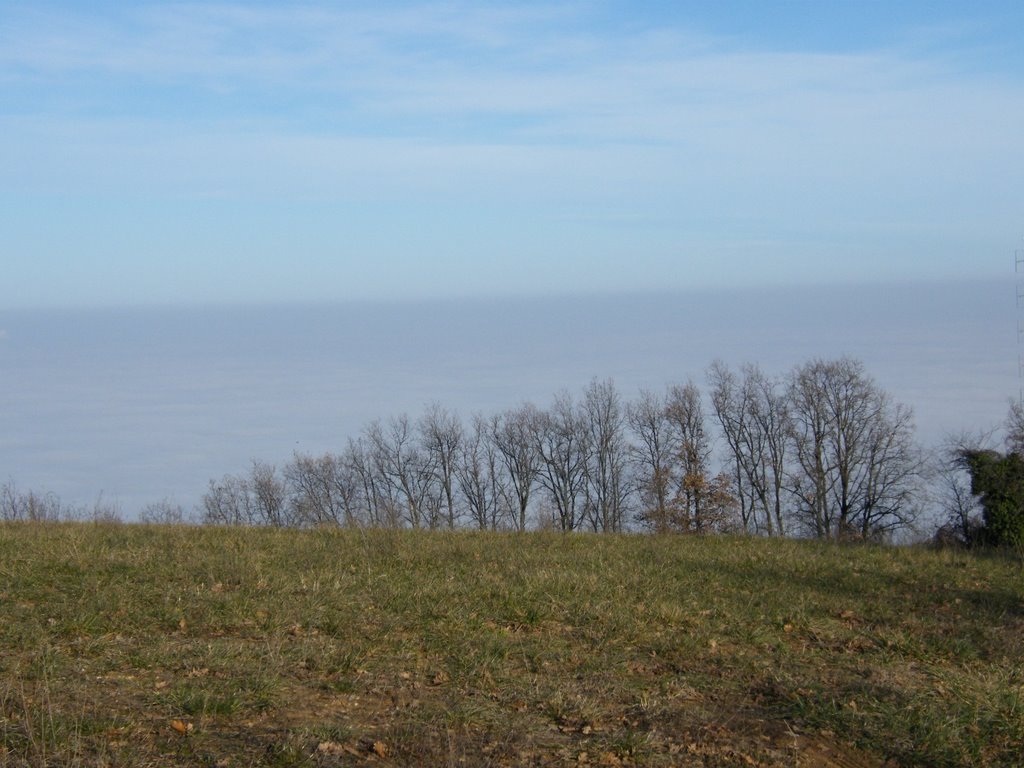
xmin=317 ymin=742 xmax=345 ymax=756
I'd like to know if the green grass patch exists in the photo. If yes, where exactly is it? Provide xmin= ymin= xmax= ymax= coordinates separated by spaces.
xmin=0 ymin=522 xmax=1021 ymax=766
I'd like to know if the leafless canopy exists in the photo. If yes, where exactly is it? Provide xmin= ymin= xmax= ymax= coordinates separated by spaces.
xmin=182 ymin=356 xmax=928 ymax=539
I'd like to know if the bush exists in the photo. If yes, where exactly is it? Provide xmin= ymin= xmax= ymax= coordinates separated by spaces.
xmin=960 ymin=450 xmax=1024 ymax=547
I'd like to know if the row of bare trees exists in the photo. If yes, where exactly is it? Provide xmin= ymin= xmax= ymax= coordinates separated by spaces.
xmin=198 ymin=357 xmax=923 ymax=539
xmin=710 ymin=359 xmax=921 ymax=539
xmin=0 ymin=480 xmax=124 ymax=524
xmin=201 ymin=383 xmax=638 ymax=534
xmin=0 ymin=482 xmax=69 ymax=523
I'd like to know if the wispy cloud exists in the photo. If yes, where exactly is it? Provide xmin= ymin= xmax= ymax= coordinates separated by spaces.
xmin=1 ymin=3 xmax=1022 ymax=305
xmin=2 ymin=4 xmax=1009 ymax=125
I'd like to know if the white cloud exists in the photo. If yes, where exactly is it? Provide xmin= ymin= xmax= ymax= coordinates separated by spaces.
xmin=1 ymin=3 xmax=1022 ymax=303
xmin=4 ymin=3 xmax=1022 ymax=153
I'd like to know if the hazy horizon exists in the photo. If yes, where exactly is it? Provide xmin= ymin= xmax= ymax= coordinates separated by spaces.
xmin=0 ymin=278 xmax=1016 ymax=518
xmin=3 ymin=4 xmax=1022 ymax=520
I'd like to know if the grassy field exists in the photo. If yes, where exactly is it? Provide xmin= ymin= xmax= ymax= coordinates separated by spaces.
xmin=0 ymin=523 xmax=1021 ymax=767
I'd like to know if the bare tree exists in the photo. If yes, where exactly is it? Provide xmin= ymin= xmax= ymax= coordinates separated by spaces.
xmin=344 ymin=437 xmax=394 ymax=528
xmin=707 ymin=363 xmax=757 ymax=532
xmin=84 ymin=493 xmax=123 ymax=524
xmin=286 ymin=453 xmax=335 ymax=527
xmin=694 ymin=471 xmax=742 ymax=534
xmin=366 ymin=415 xmax=440 ymax=529
xmin=490 ymin=404 xmax=542 ymax=532
xmin=419 ymin=404 xmax=463 ymax=529
xmin=1006 ymin=400 xmax=1024 ymax=456
xmin=627 ymin=389 xmax=676 ymax=533
xmin=0 ymin=480 xmax=15 ymax=522
xmin=708 ymin=362 xmax=790 ymax=536
xmin=250 ymin=461 xmax=290 ymax=527
xmin=926 ymin=430 xmax=991 ymax=545
xmin=665 ymin=381 xmax=713 ymax=532
xmin=202 ymin=473 xmax=255 ymax=526
xmin=535 ymin=392 xmax=590 ymax=532
xmin=936 ymin=461 xmax=982 ymax=545
xmin=285 ymin=452 xmax=361 ymax=527
xmin=201 ymin=462 xmax=289 ymax=527
xmin=139 ymin=498 xmax=188 ymax=525
xmin=455 ymin=413 xmax=508 ymax=530
xmin=582 ymin=379 xmax=632 ymax=532
xmin=855 ymin=400 xmax=922 ymax=539
xmin=749 ymin=367 xmax=792 ymax=536
xmin=0 ymin=480 xmax=67 ymax=522
xmin=788 ymin=359 xmax=848 ymax=538
xmin=787 ymin=358 xmax=920 ymax=540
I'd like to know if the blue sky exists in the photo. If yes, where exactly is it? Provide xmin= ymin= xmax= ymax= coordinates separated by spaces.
xmin=2 ymin=1 xmax=1023 ymax=308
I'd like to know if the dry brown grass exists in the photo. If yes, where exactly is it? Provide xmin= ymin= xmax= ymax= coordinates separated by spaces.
xmin=0 ymin=523 xmax=1021 ymax=766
